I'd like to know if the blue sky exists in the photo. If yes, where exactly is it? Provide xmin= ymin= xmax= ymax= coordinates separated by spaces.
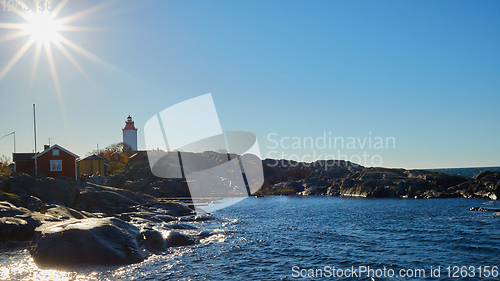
xmin=0 ymin=0 xmax=499 ymax=169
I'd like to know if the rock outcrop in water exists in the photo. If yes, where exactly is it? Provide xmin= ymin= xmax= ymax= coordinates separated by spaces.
xmin=469 ymin=207 xmax=500 ymax=212
xmin=258 ymin=159 xmax=500 ymax=200
xmin=31 ymin=217 xmax=148 ymax=266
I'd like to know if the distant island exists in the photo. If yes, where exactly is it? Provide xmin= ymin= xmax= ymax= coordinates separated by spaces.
xmin=427 ymin=166 xmax=500 ymax=178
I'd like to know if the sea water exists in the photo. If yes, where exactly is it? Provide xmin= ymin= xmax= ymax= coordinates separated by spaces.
xmin=1 ymin=197 xmax=500 ymax=280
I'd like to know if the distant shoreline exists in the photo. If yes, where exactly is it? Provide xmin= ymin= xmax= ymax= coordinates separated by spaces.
xmin=427 ymin=167 xmax=500 ymax=178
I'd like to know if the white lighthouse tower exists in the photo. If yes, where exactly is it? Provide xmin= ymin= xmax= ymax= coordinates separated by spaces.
xmin=122 ymin=115 xmax=138 ymax=151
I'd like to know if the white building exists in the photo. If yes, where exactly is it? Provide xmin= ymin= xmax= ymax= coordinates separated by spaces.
xmin=122 ymin=115 xmax=138 ymax=151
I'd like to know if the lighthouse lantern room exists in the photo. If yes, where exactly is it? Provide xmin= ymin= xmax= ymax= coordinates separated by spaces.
xmin=123 ymin=115 xmax=138 ymax=151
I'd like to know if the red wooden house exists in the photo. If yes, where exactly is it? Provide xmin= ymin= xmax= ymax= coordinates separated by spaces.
xmin=36 ymin=144 xmax=79 ymax=180
xmin=13 ymin=144 xmax=79 ymax=180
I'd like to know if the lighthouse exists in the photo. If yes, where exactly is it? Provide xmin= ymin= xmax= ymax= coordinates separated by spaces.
xmin=122 ymin=115 xmax=138 ymax=151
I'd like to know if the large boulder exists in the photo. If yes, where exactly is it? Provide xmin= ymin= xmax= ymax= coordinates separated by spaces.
xmin=1 ymin=174 xmax=36 ymax=198
xmin=0 ymin=201 xmax=57 ymax=242
xmin=42 ymin=204 xmax=90 ymax=220
xmin=2 ymin=175 xmax=79 ymax=207
xmin=1 ymin=177 xmax=44 ymax=211
xmin=141 ymin=229 xmax=166 ymax=251
xmin=0 ymin=217 xmax=34 ymax=242
xmin=164 ymin=231 xmax=195 ymax=247
xmin=31 ymin=217 xmax=148 ymax=266
xmin=28 ymin=178 xmax=78 ymax=206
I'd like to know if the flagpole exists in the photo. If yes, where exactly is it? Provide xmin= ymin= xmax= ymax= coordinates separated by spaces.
xmin=34 ymin=104 xmax=37 ymax=176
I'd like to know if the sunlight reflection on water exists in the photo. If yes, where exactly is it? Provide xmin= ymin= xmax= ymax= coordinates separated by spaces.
xmin=0 ymin=249 xmax=98 ymax=280
xmin=0 ymin=250 xmax=184 ymax=281
xmin=0 ymin=225 xmax=228 ymax=281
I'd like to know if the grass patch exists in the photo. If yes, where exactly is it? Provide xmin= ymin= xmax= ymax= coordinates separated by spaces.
xmin=0 ymin=190 xmax=19 ymax=199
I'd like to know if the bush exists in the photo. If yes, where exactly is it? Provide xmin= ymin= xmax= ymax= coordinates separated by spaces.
xmin=0 ymin=155 xmax=12 ymax=180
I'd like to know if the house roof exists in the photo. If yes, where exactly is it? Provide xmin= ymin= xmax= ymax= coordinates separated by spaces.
xmin=13 ymin=153 xmax=35 ymax=161
xmin=32 ymin=144 xmax=79 ymax=159
xmin=79 ymin=154 xmax=105 ymax=161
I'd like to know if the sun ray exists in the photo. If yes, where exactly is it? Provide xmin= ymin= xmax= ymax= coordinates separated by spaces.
xmin=0 ymin=30 xmax=28 ymax=43
xmin=0 ymin=23 xmax=28 ymax=29
xmin=44 ymin=40 xmax=62 ymax=97
xmin=52 ymin=38 xmax=91 ymax=81
xmin=57 ymin=0 xmax=119 ymax=25
xmin=57 ymin=25 xmax=112 ymax=32
xmin=57 ymin=34 xmax=130 ymax=77
xmin=29 ymin=41 xmax=43 ymax=91
xmin=44 ymin=40 xmax=70 ymax=133
xmin=44 ymin=40 xmax=66 ymax=119
xmin=48 ymin=0 xmax=69 ymax=20
xmin=0 ymin=36 xmax=36 ymax=80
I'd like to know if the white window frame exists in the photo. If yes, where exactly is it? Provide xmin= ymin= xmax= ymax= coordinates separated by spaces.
xmin=52 ymin=149 xmax=59 ymax=156
xmin=50 ymin=160 xmax=62 ymax=171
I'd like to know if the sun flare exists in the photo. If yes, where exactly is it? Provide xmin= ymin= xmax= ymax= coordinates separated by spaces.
xmin=0 ymin=0 xmax=118 ymax=93
xmin=24 ymin=11 xmax=61 ymax=43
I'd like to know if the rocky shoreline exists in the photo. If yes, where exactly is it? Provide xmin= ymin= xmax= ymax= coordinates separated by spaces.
xmin=0 ymin=174 xmax=217 ymax=267
xmin=1 ymin=153 xmax=499 ymax=267
xmin=104 ymin=153 xmax=500 ymax=200
xmin=259 ymin=159 xmax=500 ymax=200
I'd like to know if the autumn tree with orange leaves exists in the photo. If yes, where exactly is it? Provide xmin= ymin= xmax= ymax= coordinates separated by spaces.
xmin=86 ymin=142 xmax=133 ymax=175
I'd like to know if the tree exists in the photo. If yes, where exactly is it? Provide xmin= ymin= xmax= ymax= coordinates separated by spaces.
xmin=85 ymin=142 xmax=133 ymax=175
xmin=0 ymin=155 xmax=11 ymax=167
xmin=87 ymin=142 xmax=133 ymax=157
xmin=0 ymin=155 xmax=12 ymax=180
xmin=108 ymin=161 xmax=126 ymax=175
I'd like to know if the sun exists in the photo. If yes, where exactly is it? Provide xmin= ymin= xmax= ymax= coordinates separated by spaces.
xmin=0 ymin=0 xmax=119 ymax=91
xmin=24 ymin=10 xmax=61 ymax=44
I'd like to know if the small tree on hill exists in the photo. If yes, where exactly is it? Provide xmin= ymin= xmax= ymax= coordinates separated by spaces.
xmin=87 ymin=142 xmax=133 ymax=157
xmin=86 ymin=142 xmax=133 ymax=175
xmin=0 ymin=155 xmax=12 ymax=180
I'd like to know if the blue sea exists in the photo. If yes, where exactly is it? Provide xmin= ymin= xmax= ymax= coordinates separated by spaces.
xmin=2 ymin=197 xmax=500 ymax=280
